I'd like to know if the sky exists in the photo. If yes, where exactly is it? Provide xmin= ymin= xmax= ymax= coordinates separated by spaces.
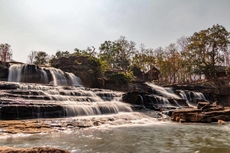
xmin=0 ymin=0 xmax=230 ymax=63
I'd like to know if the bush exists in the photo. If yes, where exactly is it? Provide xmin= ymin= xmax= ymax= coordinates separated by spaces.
xmin=107 ymin=72 xmax=133 ymax=85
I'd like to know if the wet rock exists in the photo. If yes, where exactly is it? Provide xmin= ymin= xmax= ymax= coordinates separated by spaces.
xmin=218 ymin=119 xmax=226 ymax=125
xmin=0 ymin=146 xmax=70 ymax=153
xmin=171 ymin=102 xmax=230 ymax=123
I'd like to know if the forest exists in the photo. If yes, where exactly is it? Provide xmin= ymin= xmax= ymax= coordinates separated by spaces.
xmin=1 ymin=24 xmax=230 ymax=85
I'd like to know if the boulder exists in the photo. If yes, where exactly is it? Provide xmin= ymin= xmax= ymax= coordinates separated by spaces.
xmin=171 ymin=103 xmax=230 ymax=123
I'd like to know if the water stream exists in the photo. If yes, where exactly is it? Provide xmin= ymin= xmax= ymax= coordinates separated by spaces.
xmin=1 ymin=122 xmax=230 ymax=153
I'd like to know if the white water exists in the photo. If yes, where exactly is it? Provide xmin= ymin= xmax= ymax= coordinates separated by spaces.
xmin=40 ymin=68 xmax=49 ymax=84
xmin=8 ymin=64 xmax=23 ymax=82
xmin=145 ymin=82 xmax=180 ymax=99
xmin=178 ymin=90 xmax=208 ymax=107
xmin=7 ymin=64 xmax=83 ymax=87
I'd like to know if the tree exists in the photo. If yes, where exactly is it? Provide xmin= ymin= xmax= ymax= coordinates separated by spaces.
xmin=132 ymin=44 xmax=155 ymax=73
xmin=33 ymin=51 xmax=49 ymax=66
xmin=99 ymin=36 xmax=136 ymax=71
xmin=55 ymin=50 xmax=70 ymax=58
xmin=0 ymin=43 xmax=12 ymax=63
xmin=73 ymin=46 xmax=96 ymax=57
xmin=27 ymin=51 xmax=37 ymax=64
xmin=187 ymin=24 xmax=230 ymax=79
xmin=166 ymin=43 xmax=180 ymax=84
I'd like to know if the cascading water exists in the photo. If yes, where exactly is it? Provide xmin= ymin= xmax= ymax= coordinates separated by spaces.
xmin=145 ymin=82 xmax=180 ymax=99
xmin=178 ymin=90 xmax=208 ymax=107
xmin=144 ymin=82 xmax=206 ymax=109
xmin=7 ymin=64 xmax=83 ymax=87
xmin=0 ymin=82 xmax=132 ymax=119
xmin=8 ymin=64 xmax=23 ymax=82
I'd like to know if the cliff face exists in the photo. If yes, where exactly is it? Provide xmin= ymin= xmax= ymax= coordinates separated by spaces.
xmin=51 ymin=56 xmax=104 ymax=88
xmin=0 ymin=62 xmax=9 ymax=81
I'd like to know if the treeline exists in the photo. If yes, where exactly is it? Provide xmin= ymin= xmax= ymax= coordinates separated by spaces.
xmin=2 ymin=24 xmax=230 ymax=84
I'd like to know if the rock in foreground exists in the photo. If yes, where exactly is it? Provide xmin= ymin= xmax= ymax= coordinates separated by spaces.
xmin=171 ymin=102 xmax=230 ymax=123
xmin=0 ymin=146 xmax=69 ymax=153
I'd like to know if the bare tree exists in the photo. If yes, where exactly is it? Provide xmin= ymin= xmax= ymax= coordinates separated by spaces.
xmin=27 ymin=51 xmax=37 ymax=64
xmin=0 ymin=43 xmax=12 ymax=63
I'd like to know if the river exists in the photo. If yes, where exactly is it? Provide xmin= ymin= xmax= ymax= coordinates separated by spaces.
xmin=1 ymin=120 xmax=230 ymax=153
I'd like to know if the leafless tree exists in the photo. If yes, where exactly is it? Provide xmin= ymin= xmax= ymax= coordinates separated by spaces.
xmin=27 ymin=51 xmax=37 ymax=64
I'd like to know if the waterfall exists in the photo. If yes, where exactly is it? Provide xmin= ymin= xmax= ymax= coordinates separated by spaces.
xmin=8 ymin=64 xmax=23 ymax=82
xmin=41 ymin=68 xmax=49 ymax=84
xmin=177 ymin=90 xmax=208 ymax=107
xmin=0 ymin=81 xmax=133 ymax=119
xmin=66 ymin=72 xmax=83 ymax=87
xmin=8 ymin=64 xmax=83 ymax=87
xmin=145 ymin=82 xmax=180 ymax=99
xmin=48 ymin=67 xmax=68 ymax=86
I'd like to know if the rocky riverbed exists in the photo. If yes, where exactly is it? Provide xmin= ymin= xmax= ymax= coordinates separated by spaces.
xmin=0 ymin=111 xmax=165 ymax=137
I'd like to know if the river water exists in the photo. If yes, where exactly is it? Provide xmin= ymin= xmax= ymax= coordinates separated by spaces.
xmin=1 ymin=120 xmax=230 ymax=153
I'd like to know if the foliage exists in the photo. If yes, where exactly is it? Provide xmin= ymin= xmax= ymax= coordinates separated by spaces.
xmin=0 ymin=43 xmax=12 ymax=63
xmin=99 ymin=36 xmax=136 ymax=72
xmin=132 ymin=44 xmax=155 ymax=72
xmin=106 ymin=71 xmax=133 ymax=85
xmin=55 ymin=50 xmax=70 ymax=58
xmin=72 ymin=46 xmax=96 ymax=57
xmin=187 ymin=24 xmax=230 ymax=78
xmin=33 ymin=51 xmax=49 ymax=66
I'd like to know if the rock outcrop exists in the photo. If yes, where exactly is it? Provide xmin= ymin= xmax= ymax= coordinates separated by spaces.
xmin=0 ymin=146 xmax=69 ymax=153
xmin=171 ymin=101 xmax=230 ymax=123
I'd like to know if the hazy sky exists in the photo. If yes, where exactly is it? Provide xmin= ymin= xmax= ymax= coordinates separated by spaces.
xmin=0 ymin=0 xmax=230 ymax=63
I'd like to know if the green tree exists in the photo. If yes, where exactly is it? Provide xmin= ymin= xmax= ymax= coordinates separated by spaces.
xmin=99 ymin=36 xmax=136 ymax=72
xmin=0 ymin=43 xmax=12 ymax=63
xmin=73 ymin=46 xmax=96 ymax=57
xmin=187 ymin=24 xmax=230 ymax=79
xmin=55 ymin=50 xmax=70 ymax=58
xmin=34 ymin=51 xmax=49 ymax=66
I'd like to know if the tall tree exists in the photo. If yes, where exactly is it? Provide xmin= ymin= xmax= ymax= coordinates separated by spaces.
xmin=166 ymin=43 xmax=180 ymax=84
xmin=33 ymin=51 xmax=49 ymax=66
xmin=27 ymin=51 xmax=37 ymax=64
xmin=187 ymin=24 xmax=230 ymax=79
xmin=132 ymin=44 xmax=155 ymax=72
xmin=0 ymin=43 xmax=12 ymax=63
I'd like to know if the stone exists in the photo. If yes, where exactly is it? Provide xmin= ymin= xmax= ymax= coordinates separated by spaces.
xmin=0 ymin=146 xmax=70 ymax=153
xmin=171 ymin=105 xmax=230 ymax=123
xmin=218 ymin=119 xmax=226 ymax=125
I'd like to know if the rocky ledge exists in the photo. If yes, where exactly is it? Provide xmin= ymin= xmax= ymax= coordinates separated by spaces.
xmin=171 ymin=101 xmax=230 ymax=123
xmin=0 ymin=146 xmax=69 ymax=153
